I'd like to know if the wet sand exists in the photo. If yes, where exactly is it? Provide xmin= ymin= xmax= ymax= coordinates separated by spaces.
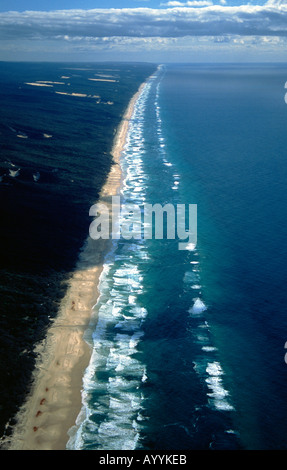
xmin=5 ymin=81 xmax=146 ymax=451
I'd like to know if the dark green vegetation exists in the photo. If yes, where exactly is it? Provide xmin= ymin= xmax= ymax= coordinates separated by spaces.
xmin=0 ymin=61 xmax=156 ymax=442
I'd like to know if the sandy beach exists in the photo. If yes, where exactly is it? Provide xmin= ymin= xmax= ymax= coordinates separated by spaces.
xmin=5 ymin=81 xmax=146 ymax=451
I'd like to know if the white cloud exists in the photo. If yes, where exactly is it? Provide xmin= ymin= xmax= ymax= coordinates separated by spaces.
xmin=161 ymin=1 xmax=213 ymax=6
xmin=265 ymin=0 xmax=287 ymax=5
xmin=0 ymin=4 xmax=287 ymax=42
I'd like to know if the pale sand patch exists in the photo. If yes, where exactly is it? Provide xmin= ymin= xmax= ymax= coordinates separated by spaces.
xmin=88 ymin=78 xmax=118 ymax=83
xmin=4 ymin=79 xmax=148 ymax=451
xmin=25 ymin=83 xmax=53 ymax=87
xmin=94 ymin=74 xmax=117 ymax=79
xmin=16 ymin=134 xmax=28 ymax=139
xmin=36 ymin=81 xmax=65 ymax=85
xmin=55 ymin=92 xmax=100 ymax=99
xmin=55 ymin=91 xmax=88 ymax=97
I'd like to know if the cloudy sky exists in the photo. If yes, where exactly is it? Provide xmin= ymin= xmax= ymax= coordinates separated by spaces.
xmin=0 ymin=0 xmax=286 ymax=62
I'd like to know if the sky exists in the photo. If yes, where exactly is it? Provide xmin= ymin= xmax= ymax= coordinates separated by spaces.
xmin=0 ymin=0 xmax=286 ymax=62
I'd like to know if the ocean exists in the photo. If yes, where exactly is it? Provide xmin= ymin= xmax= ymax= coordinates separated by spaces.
xmin=2 ymin=62 xmax=287 ymax=451
xmin=67 ymin=63 xmax=287 ymax=451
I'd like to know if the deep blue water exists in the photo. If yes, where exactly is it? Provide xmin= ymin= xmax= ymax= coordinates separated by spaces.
xmin=67 ymin=63 xmax=287 ymax=450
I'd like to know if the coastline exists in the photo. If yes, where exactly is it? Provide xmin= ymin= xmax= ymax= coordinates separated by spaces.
xmin=5 ymin=81 xmax=147 ymax=451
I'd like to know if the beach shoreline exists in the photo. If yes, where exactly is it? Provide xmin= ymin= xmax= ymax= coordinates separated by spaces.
xmin=4 ymin=80 xmax=147 ymax=451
